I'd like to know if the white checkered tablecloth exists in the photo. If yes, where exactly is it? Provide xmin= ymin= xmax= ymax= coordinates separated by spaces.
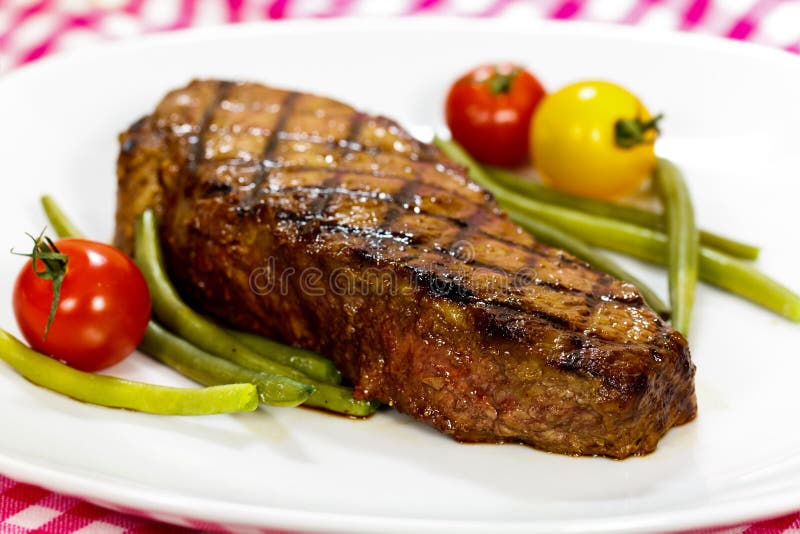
xmin=1 ymin=1 xmax=799 ymax=533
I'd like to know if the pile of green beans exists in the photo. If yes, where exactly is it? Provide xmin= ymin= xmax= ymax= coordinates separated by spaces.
xmin=41 ymin=196 xmax=377 ymax=416
xmin=434 ymin=137 xmax=800 ymax=326
xmin=134 ymin=210 xmax=378 ymax=417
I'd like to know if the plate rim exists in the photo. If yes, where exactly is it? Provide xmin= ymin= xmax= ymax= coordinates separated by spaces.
xmin=3 ymin=448 xmax=800 ymax=534
xmin=1 ymin=17 xmax=799 ymax=534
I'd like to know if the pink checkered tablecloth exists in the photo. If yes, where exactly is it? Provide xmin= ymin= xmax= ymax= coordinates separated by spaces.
xmin=1 ymin=1 xmax=799 ymax=533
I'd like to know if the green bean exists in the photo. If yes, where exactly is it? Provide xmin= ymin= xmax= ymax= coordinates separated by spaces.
xmin=699 ymin=232 xmax=759 ymax=262
xmin=140 ymin=322 xmax=313 ymax=407
xmin=0 ymin=328 xmax=258 ymax=415
xmin=654 ymin=159 xmax=699 ymax=335
xmin=134 ymin=210 xmax=379 ymax=417
xmin=434 ymin=137 xmax=800 ymax=322
xmin=41 ymin=195 xmax=84 ymax=240
xmin=508 ymin=210 xmax=670 ymax=318
xmin=485 ymin=166 xmax=761 ymax=260
xmin=699 ymin=248 xmax=800 ymax=321
xmin=225 ymin=328 xmax=342 ymax=386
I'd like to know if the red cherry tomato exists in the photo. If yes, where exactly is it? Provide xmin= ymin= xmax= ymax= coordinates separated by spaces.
xmin=13 ymin=238 xmax=151 ymax=371
xmin=445 ymin=63 xmax=546 ymax=167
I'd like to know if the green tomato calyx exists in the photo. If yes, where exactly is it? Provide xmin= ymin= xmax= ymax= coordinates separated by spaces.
xmin=12 ymin=230 xmax=68 ymax=340
xmin=487 ymin=67 xmax=520 ymax=95
xmin=615 ymin=113 xmax=663 ymax=149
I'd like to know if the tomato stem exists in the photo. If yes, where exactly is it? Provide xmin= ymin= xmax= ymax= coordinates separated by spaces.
xmin=487 ymin=67 xmax=520 ymax=95
xmin=11 ymin=229 xmax=68 ymax=340
xmin=615 ymin=113 xmax=664 ymax=148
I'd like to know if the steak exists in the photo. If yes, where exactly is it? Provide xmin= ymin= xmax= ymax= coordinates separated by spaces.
xmin=115 ymin=80 xmax=696 ymax=459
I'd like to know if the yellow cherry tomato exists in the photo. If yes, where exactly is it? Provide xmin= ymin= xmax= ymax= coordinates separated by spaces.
xmin=530 ymin=81 xmax=660 ymax=200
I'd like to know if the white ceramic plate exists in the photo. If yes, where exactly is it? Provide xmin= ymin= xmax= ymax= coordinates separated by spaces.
xmin=1 ymin=18 xmax=799 ymax=534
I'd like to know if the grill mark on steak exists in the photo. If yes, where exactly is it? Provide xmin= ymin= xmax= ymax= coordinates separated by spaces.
xmin=307 ymin=173 xmax=345 ymax=218
xmin=263 ymin=91 xmax=300 ymax=161
xmin=379 ymin=179 xmax=417 ymax=229
xmin=188 ymin=80 xmax=234 ymax=174
xmin=345 ymin=112 xmax=365 ymax=144
xmin=205 ymin=129 xmax=382 ymax=157
xmin=115 ymin=80 xmax=697 ymax=459
xmin=285 ymin=163 xmax=486 ymax=209
xmin=448 ymin=255 xmax=616 ymax=306
xmin=272 ymin=211 xmax=414 ymax=249
xmin=405 ymin=264 xmax=477 ymax=305
xmin=244 ymin=91 xmax=301 ymax=208
xmin=472 ymin=301 xmax=573 ymax=343
xmin=183 ymin=81 xmax=235 ymax=199
xmin=300 ymin=113 xmax=365 ymax=218
xmin=448 ymin=203 xmax=485 ymax=252
xmin=271 ymin=123 xmax=439 ymax=163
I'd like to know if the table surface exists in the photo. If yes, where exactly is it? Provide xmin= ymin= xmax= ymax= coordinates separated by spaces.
xmin=1 ymin=1 xmax=799 ymax=533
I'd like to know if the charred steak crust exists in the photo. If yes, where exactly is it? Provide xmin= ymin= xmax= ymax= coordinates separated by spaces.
xmin=115 ymin=80 xmax=696 ymax=458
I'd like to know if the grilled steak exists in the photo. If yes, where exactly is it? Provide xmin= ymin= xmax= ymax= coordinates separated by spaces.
xmin=115 ymin=80 xmax=696 ymax=458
